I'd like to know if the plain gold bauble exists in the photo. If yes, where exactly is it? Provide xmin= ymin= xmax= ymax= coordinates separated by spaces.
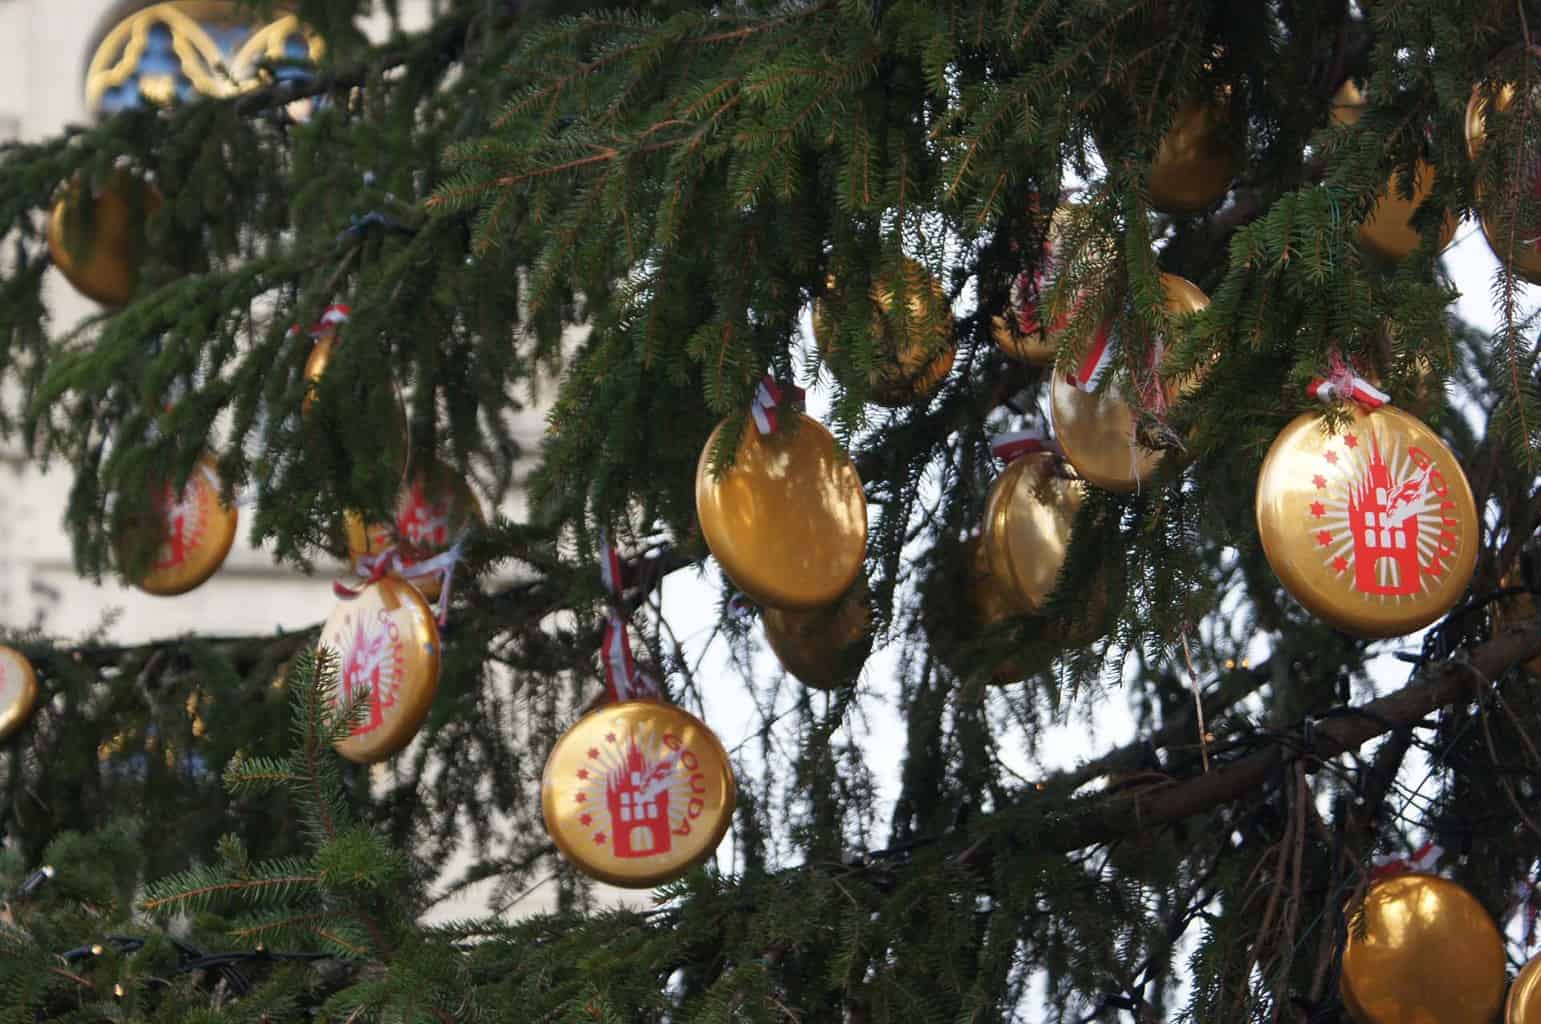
xmin=1466 ymin=81 xmax=1541 ymax=284
xmin=0 ymin=646 xmax=38 ymax=742
xmin=318 ymin=576 xmax=442 ymax=765
xmin=982 ymin=452 xmax=1083 ymax=614
xmin=1507 ymin=952 xmax=1541 ymax=1024
xmin=1050 ymin=272 xmax=1209 ymax=493
xmin=695 ymin=412 xmax=867 ymax=611
xmin=1255 ymin=403 xmax=1477 ymax=638
xmin=47 ymin=171 xmax=162 ymax=307
xmin=541 ymin=699 xmax=736 ymax=888
xmin=813 ymin=259 xmax=955 ymax=405
xmin=1340 ymin=873 xmax=1505 ymax=1024
xmin=1146 ymin=97 xmax=1241 ymax=215
xmin=762 ymin=583 xmax=872 ymax=690
xmin=119 ymin=454 xmax=239 ymax=596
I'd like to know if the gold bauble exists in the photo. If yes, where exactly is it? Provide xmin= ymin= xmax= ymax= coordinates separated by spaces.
xmin=813 ymin=259 xmax=955 ymax=405
xmin=119 ymin=454 xmax=238 ymax=596
xmin=1146 ymin=97 xmax=1240 ymax=215
xmin=1050 ymin=272 xmax=1209 ymax=493
xmin=762 ymin=584 xmax=872 ymax=690
xmin=966 ymin=536 xmax=1029 ymax=685
xmin=991 ymin=206 xmax=1076 ymax=365
xmin=982 ymin=453 xmax=1082 ymax=613
xmin=318 ymin=576 xmax=441 ymax=764
xmin=47 ymin=171 xmax=162 ymax=307
xmin=1465 ymin=81 xmax=1541 ymax=283
xmin=389 ymin=460 xmax=484 ymax=602
xmin=695 ymin=412 xmax=867 ymax=611
xmin=343 ymin=511 xmax=394 ymax=572
xmin=0 ymin=647 xmax=38 ymax=742
xmin=1256 ymin=404 xmax=1477 ymax=638
xmin=541 ymin=699 xmax=736 ymax=888
xmin=1507 ymin=951 xmax=1541 ymax=1023
xmin=1340 ymin=873 xmax=1505 ymax=1024
xmin=300 ymin=318 xmax=411 ymax=448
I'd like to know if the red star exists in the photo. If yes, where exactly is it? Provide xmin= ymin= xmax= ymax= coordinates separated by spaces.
xmin=605 ymin=733 xmax=617 ymax=744
xmin=1309 ymin=501 xmax=1325 ymax=518
xmin=1344 ymin=433 xmax=1359 ymax=449
xmin=1332 ymin=556 xmax=1350 ymax=573
xmin=577 ymin=768 xmax=589 ymax=780
xmin=594 ymin=833 xmax=607 ymax=845
xmin=580 ymin=813 xmax=592 ymax=826
xmin=1316 ymin=530 xmax=1334 ymax=547
xmin=587 ymin=748 xmax=600 ymax=759
xmin=1324 ymin=451 xmax=1339 ymax=465
xmin=1313 ymin=475 xmax=1327 ymax=490
xmin=575 ymin=793 xmax=587 ymax=804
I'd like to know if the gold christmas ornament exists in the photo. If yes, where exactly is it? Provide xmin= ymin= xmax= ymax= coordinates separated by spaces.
xmin=1466 ymin=81 xmax=1541 ymax=284
xmin=0 ymin=646 xmax=38 ymax=742
xmin=343 ymin=511 xmax=394 ymax=573
xmin=1146 ymin=95 xmax=1241 ymax=215
xmin=1340 ymin=873 xmax=1505 ymax=1024
xmin=318 ymin=575 xmax=441 ymax=764
xmin=1256 ymin=403 xmax=1477 ymax=638
xmin=299 ymin=305 xmax=411 ymax=453
xmin=119 ymin=455 xmax=239 ymax=596
xmin=982 ymin=452 xmax=1082 ymax=613
xmin=1050 ymin=272 xmax=1209 ymax=493
xmin=813 ymin=259 xmax=955 ymax=405
xmin=762 ymin=583 xmax=872 ymax=690
xmin=388 ymin=460 xmax=483 ymax=602
xmin=542 ymin=699 xmax=736 ymax=888
xmin=695 ymin=411 xmax=867 ymax=611
xmin=47 ymin=171 xmax=162 ymax=307
xmin=1507 ymin=951 xmax=1541 ymax=1024
xmin=991 ymin=205 xmax=1077 ymax=365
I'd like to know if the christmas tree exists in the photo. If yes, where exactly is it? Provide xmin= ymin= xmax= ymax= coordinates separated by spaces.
xmin=3 ymin=0 xmax=1541 ymax=1019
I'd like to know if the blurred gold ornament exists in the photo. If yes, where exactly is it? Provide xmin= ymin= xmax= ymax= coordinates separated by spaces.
xmin=1255 ymin=403 xmax=1476 ymax=638
xmin=1146 ymin=95 xmax=1241 ymax=215
xmin=1340 ymin=873 xmax=1504 ymax=1024
xmin=542 ymin=699 xmax=735 ymax=888
xmin=118 ymin=454 xmax=238 ymax=596
xmin=1050 ymin=273 xmax=1208 ymax=492
xmin=762 ymin=583 xmax=872 ymax=690
xmin=813 ymin=259 xmax=955 ymax=405
xmin=318 ymin=576 xmax=441 ymax=764
xmin=1507 ymin=951 xmax=1541 ymax=1023
xmin=1466 ymin=81 xmax=1541 ymax=283
xmin=0 ymin=647 xmax=38 ymax=742
xmin=47 ymin=171 xmax=162 ymax=307
xmin=982 ymin=452 xmax=1083 ymax=613
xmin=695 ymin=412 xmax=867 ymax=611
xmin=991 ymin=206 xmax=1078 ymax=365
xmin=389 ymin=459 xmax=483 ymax=603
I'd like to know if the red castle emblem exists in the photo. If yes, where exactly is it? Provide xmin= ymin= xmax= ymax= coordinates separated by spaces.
xmin=338 ymin=611 xmax=403 ymax=735
xmin=571 ymin=722 xmax=711 ymax=860
xmin=397 ymin=480 xmax=452 ymax=555
xmin=152 ymin=476 xmax=209 ymax=571
xmin=1305 ymin=428 xmax=1459 ymax=598
xmin=606 ymin=742 xmax=674 ymax=858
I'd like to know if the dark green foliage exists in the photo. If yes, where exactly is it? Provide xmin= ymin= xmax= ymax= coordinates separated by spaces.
xmin=1 ymin=0 xmax=1541 ymax=1021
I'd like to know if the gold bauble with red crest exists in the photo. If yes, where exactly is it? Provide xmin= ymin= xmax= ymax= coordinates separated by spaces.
xmin=318 ymin=576 xmax=441 ymax=765
xmin=813 ymin=259 xmax=955 ymax=405
xmin=116 ymin=454 xmax=239 ymax=596
xmin=364 ymin=459 xmax=484 ymax=603
xmin=541 ymin=699 xmax=736 ymax=888
xmin=1340 ymin=873 xmax=1504 ymax=1024
xmin=1050 ymin=272 xmax=1208 ymax=493
xmin=1145 ymin=95 xmax=1241 ymax=215
xmin=762 ymin=582 xmax=872 ymax=690
xmin=695 ymin=411 xmax=867 ymax=611
xmin=982 ymin=452 xmax=1083 ymax=614
xmin=0 ymin=646 xmax=38 ymax=742
xmin=1255 ymin=403 xmax=1476 ymax=638
xmin=47 ymin=170 xmax=162 ymax=307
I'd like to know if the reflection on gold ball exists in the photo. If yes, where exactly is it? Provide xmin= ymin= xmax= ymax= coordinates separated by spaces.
xmin=47 ymin=171 xmax=161 ymax=307
xmin=1146 ymin=96 xmax=1240 ymax=215
xmin=762 ymin=583 xmax=872 ymax=690
xmin=813 ymin=259 xmax=955 ymax=405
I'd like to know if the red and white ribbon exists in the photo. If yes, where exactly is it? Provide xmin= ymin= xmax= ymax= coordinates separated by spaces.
xmin=990 ymin=426 xmax=1060 ymax=464
xmin=1370 ymin=840 xmax=1442 ymax=880
xmin=597 ymin=535 xmax=659 ymax=702
xmin=287 ymin=303 xmax=352 ymax=339
xmin=1065 ymin=322 xmax=1117 ymax=393
xmin=334 ymin=530 xmax=469 ymax=627
xmin=1308 ymin=352 xmax=1388 ymax=410
xmin=750 ymin=375 xmax=806 ymax=435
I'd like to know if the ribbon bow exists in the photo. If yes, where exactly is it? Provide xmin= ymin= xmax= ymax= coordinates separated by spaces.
xmin=1370 ymin=839 xmax=1442 ymax=880
xmin=990 ymin=426 xmax=1060 ymax=464
xmin=750 ymin=375 xmax=807 ymax=435
xmin=1308 ymin=352 xmax=1389 ymax=410
xmin=333 ymin=530 xmax=469 ymax=627
xmin=287 ymin=304 xmax=352 ymax=340
xmin=598 ymin=535 xmax=660 ymax=702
